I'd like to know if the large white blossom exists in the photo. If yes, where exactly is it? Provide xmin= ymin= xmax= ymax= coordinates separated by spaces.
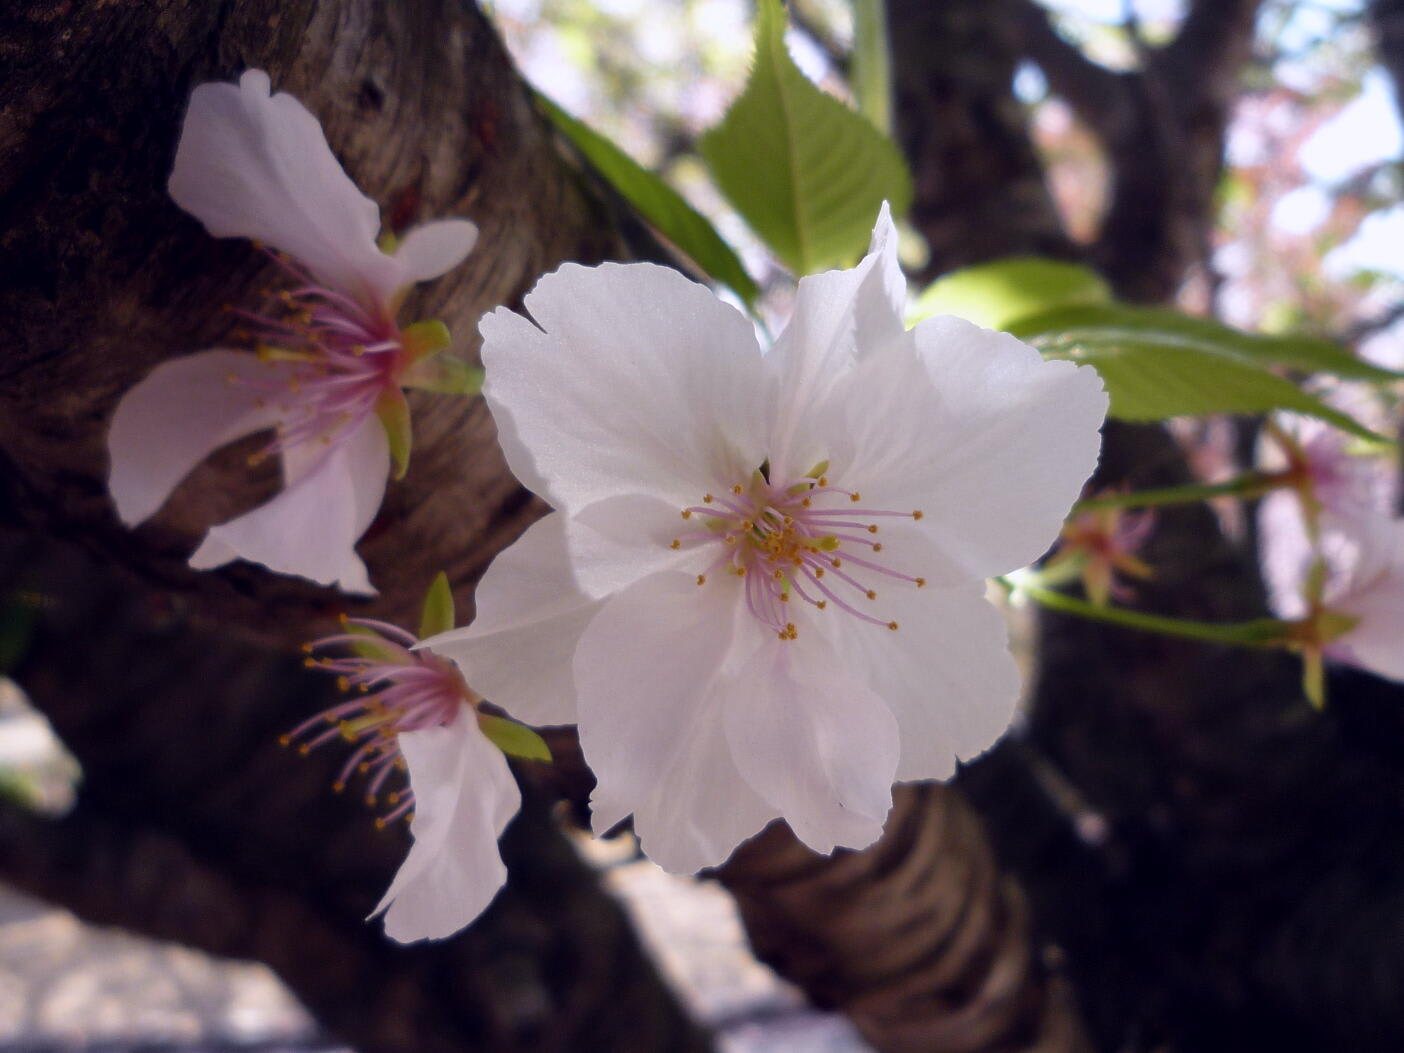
xmin=108 ymin=70 xmax=478 ymax=593
xmin=429 ymin=207 xmax=1108 ymax=873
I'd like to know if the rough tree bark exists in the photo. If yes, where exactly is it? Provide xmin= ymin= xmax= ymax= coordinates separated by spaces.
xmin=0 ymin=3 xmax=708 ymax=1050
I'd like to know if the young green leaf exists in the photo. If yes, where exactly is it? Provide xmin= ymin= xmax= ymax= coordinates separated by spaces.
xmin=852 ymin=0 xmax=893 ymax=136
xmin=698 ymin=0 xmax=912 ymax=275
xmin=537 ymin=93 xmax=759 ymax=307
xmin=418 ymin=571 xmax=456 ymax=639
xmin=910 ymin=258 xmax=1112 ymax=329
xmin=1011 ymin=304 xmax=1403 ymax=383
xmin=1040 ymin=342 xmax=1381 ymax=439
xmin=477 ymin=713 xmax=553 ymax=763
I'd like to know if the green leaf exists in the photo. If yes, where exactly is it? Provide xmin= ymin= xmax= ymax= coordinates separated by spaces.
xmin=1011 ymin=304 xmax=1403 ymax=383
xmin=418 ymin=572 xmax=455 ymax=639
xmin=1011 ymin=306 xmax=1388 ymax=439
xmin=910 ymin=258 xmax=1112 ymax=330
xmin=537 ymin=93 xmax=759 ymax=307
xmin=698 ymin=0 xmax=912 ymax=275
xmin=477 ymin=713 xmax=552 ymax=763
xmin=851 ymin=0 xmax=893 ymax=136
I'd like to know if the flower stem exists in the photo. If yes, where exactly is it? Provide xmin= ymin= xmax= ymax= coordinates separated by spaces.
xmin=1073 ymin=472 xmax=1282 ymax=513
xmin=999 ymin=578 xmax=1291 ymax=648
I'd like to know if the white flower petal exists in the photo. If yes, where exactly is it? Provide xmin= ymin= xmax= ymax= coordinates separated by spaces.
xmin=595 ymin=714 xmax=780 ymax=875
xmin=723 ymin=629 xmax=898 ymax=856
xmin=575 ymin=569 xmax=780 ymax=872
xmin=833 ymin=581 xmax=1021 ymax=781
xmin=372 ymin=719 xmax=520 ymax=943
xmin=168 ymin=69 xmax=400 ymax=302
xmin=830 ymin=317 xmax=1106 ymax=581
xmin=393 ymin=220 xmax=479 ymax=284
xmin=427 ymin=497 xmax=697 ymax=728
xmin=188 ymin=413 xmax=388 ymax=593
xmin=108 ymin=349 xmax=283 ymax=525
xmin=1258 ymin=490 xmax=1314 ymax=620
xmin=478 ymin=262 xmax=768 ymax=513
xmin=765 ymin=205 xmax=906 ymax=482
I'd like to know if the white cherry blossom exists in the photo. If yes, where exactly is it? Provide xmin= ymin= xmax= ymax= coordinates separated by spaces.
xmin=429 ymin=207 xmax=1108 ymax=873
xmin=1258 ymin=411 xmax=1404 ymax=682
xmin=108 ymin=70 xmax=478 ymax=593
xmin=291 ymin=611 xmax=519 ymax=942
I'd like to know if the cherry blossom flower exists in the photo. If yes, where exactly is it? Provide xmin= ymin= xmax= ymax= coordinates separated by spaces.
xmin=1045 ymin=494 xmax=1155 ymax=606
xmin=108 ymin=70 xmax=478 ymax=593
xmin=1258 ymin=409 xmax=1404 ymax=689
xmin=290 ymin=577 xmax=542 ymax=942
xmin=428 ymin=207 xmax=1108 ymax=873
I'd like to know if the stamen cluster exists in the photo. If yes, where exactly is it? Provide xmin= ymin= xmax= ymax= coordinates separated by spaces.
xmin=285 ymin=615 xmax=472 ymax=826
xmin=673 ymin=471 xmax=925 ymax=639
xmin=232 ymin=253 xmax=404 ymax=460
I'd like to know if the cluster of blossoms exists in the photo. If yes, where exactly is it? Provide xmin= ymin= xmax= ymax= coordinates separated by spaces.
xmin=107 ymin=71 xmax=1109 ymax=940
xmin=1257 ymin=409 xmax=1404 ymax=686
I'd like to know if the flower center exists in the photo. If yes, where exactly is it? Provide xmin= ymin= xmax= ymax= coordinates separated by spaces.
xmin=284 ymin=615 xmax=471 ymax=826
xmin=229 ymin=252 xmax=404 ymax=462
xmin=672 ymin=469 xmax=926 ymax=640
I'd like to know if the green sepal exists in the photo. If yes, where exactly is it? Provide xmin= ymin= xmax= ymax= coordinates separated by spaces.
xmin=477 ymin=713 xmax=553 ymax=763
xmin=376 ymin=388 xmax=413 ymax=480
xmin=1315 ymin=610 xmax=1360 ymax=645
xmin=418 ymin=572 xmax=456 ymax=639
xmin=401 ymin=319 xmax=452 ymax=362
xmin=401 ymin=355 xmax=484 ymax=396
xmin=341 ymin=621 xmax=404 ymax=664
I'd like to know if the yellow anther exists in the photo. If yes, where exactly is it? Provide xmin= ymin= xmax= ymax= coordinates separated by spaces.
xmin=375 ymin=817 xmax=388 ymax=831
xmin=703 ymin=494 xmax=714 ymax=503
xmin=867 ymin=524 xmax=879 ymax=534
xmin=300 ymin=642 xmax=314 ymax=654
xmin=670 ymin=539 xmax=681 ymax=549
xmin=696 ymin=574 xmax=707 ymax=586
xmin=915 ymin=577 xmax=926 ymax=588
xmin=773 ymin=569 xmax=784 ymax=581
xmin=735 ymin=567 xmax=747 ymax=577
xmin=872 ymin=543 xmax=883 ymax=552
xmin=818 ymin=476 xmax=828 ymax=486
xmin=912 ymin=510 xmax=924 ymax=520
xmin=817 ymin=600 xmax=828 ymax=609
xmin=887 ymin=621 xmax=899 ymax=631
xmin=832 ymin=558 xmax=843 ymax=568
xmin=732 ymin=484 xmax=744 ymax=495
xmin=388 ymin=792 xmax=400 ymax=805
xmin=298 ymin=744 xmax=311 ymax=756
xmin=358 ymin=762 xmax=370 ymax=774
xmin=364 ymin=794 xmax=377 ymax=807
xmin=332 ymin=781 xmax=346 ymax=794
xmin=801 ymin=497 xmax=812 ymax=507
xmin=850 ymin=492 xmax=861 ymax=502
xmin=278 ymin=734 xmax=292 ymax=747
xmin=681 ymin=509 xmax=693 ymax=519
xmin=336 ymin=676 xmax=350 ymax=692
xmin=815 ymin=568 xmax=826 ymax=578
xmin=303 ymin=657 xmax=317 ymax=669
xmin=779 ymin=592 xmax=790 ymax=602
xmin=866 ymin=590 xmax=877 ymax=600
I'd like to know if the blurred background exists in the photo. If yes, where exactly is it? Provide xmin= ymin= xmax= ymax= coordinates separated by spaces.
xmin=3 ymin=0 xmax=1404 ymax=1051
